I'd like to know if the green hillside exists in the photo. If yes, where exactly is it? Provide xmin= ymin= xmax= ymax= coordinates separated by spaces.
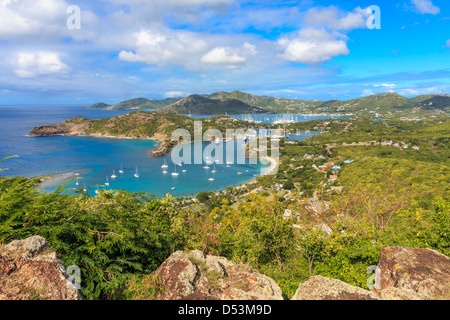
xmin=157 ymin=94 xmax=267 ymax=115
xmin=87 ymin=97 xmax=182 ymax=110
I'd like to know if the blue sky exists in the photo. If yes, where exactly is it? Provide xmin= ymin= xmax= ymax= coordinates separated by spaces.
xmin=0 ymin=0 xmax=449 ymax=105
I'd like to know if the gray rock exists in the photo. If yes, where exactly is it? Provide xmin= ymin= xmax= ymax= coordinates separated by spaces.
xmin=0 ymin=236 xmax=83 ymax=300
xmin=376 ymin=246 xmax=450 ymax=300
xmin=292 ymin=275 xmax=379 ymax=300
xmin=152 ymin=251 xmax=283 ymax=300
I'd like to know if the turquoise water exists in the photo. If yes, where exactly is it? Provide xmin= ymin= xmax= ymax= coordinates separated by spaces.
xmin=0 ymin=105 xmax=326 ymax=198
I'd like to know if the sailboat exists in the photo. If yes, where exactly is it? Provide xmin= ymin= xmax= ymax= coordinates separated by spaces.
xmin=119 ymin=164 xmax=124 ymax=174
xmin=95 ymin=185 xmax=99 ymax=194
xmin=171 ymin=165 xmax=179 ymax=176
xmin=105 ymin=176 xmax=110 ymax=186
xmin=75 ymin=179 xmax=79 ymax=186
xmin=134 ymin=166 xmax=139 ymax=178
xmin=211 ymin=164 xmax=216 ymax=173
xmin=208 ymin=178 xmax=214 ymax=181
xmin=161 ymin=160 xmax=168 ymax=169
xmin=111 ymin=170 xmax=117 ymax=179
xmin=182 ymin=169 xmax=187 ymax=173
xmin=83 ymin=182 xmax=87 ymax=192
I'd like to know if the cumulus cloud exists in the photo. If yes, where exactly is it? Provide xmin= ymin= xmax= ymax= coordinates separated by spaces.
xmin=118 ymin=29 xmax=209 ymax=69
xmin=303 ymin=6 xmax=368 ymax=30
xmin=119 ymin=28 xmax=258 ymax=71
xmin=14 ymin=52 xmax=70 ymax=78
xmin=277 ymin=28 xmax=349 ymax=65
xmin=398 ymin=86 xmax=440 ymax=96
xmin=201 ymin=43 xmax=257 ymax=69
xmin=374 ymin=83 xmax=396 ymax=88
xmin=164 ymin=91 xmax=188 ymax=98
xmin=0 ymin=0 xmax=98 ymax=41
xmin=410 ymin=0 xmax=440 ymax=15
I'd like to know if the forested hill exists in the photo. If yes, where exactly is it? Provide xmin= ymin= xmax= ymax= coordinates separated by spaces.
xmin=85 ymin=91 xmax=450 ymax=117
xmin=156 ymin=94 xmax=267 ymax=115
xmin=85 ymin=97 xmax=181 ymax=110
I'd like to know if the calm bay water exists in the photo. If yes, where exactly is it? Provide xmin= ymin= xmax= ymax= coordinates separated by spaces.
xmin=0 ymin=105 xmax=326 ymax=198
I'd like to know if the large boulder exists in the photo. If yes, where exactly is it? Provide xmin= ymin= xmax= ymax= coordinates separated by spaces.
xmin=0 ymin=236 xmax=83 ymax=300
xmin=292 ymin=275 xmax=379 ymax=300
xmin=376 ymin=246 xmax=450 ymax=300
xmin=149 ymin=250 xmax=283 ymax=300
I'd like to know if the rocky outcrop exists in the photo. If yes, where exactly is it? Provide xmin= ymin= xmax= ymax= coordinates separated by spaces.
xmin=375 ymin=246 xmax=450 ymax=300
xmin=292 ymin=275 xmax=379 ymax=300
xmin=292 ymin=246 xmax=450 ymax=300
xmin=0 ymin=236 xmax=83 ymax=300
xmin=150 ymin=250 xmax=283 ymax=300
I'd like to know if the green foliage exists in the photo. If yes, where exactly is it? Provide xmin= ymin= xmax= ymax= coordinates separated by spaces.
xmin=416 ymin=200 xmax=450 ymax=256
xmin=0 ymin=174 xmax=183 ymax=300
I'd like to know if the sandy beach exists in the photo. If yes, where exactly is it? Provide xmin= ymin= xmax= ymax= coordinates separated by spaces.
xmin=38 ymin=172 xmax=84 ymax=189
xmin=259 ymin=156 xmax=279 ymax=176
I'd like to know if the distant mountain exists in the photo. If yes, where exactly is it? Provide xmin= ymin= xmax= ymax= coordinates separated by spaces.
xmin=85 ymin=91 xmax=450 ymax=117
xmin=87 ymin=97 xmax=182 ymax=110
xmin=157 ymin=94 xmax=267 ymax=115
xmin=87 ymin=102 xmax=111 ymax=109
xmin=313 ymin=93 xmax=450 ymax=116
xmin=206 ymin=90 xmax=322 ymax=113
xmin=410 ymin=94 xmax=450 ymax=110
xmin=316 ymin=93 xmax=410 ymax=114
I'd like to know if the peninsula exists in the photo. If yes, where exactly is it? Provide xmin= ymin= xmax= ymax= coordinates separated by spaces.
xmin=28 ymin=111 xmax=266 ymax=157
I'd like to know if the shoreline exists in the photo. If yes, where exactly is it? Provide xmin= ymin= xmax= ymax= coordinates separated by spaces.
xmin=38 ymin=172 xmax=85 ymax=189
xmin=234 ymin=156 xmax=279 ymax=191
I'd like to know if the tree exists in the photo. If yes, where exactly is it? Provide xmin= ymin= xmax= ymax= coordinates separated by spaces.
xmin=297 ymin=228 xmax=330 ymax=276
xmin=196 ymin=191 xmax=210 ymax=203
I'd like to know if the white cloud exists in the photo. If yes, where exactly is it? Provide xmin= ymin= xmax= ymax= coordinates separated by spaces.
xmin=119 ymin=28 xmax=259 ymax=71
xmin=398 ymin=86 xmax=439 ymax=96
xmin=374 ymin=83 xmax=396 ymax=88
xmin=362 ymin=89 xmax=375 ymax=96
xmin=277 ymin=28 xmax=349 ymax=65
xmin=103 ymin=0 xmax=234 ymax=7
xmin=201 ymin=43 xmax=257 ymax=69
xmin=0 ymin=0 xmax=98 ymax=40
xmin=119 ymin=29 xmax=209 ymax=69
xmin=14 ymin=52 xmax=70 ymax=78
xmin=165 ymin=91 xmax=188 ymax=98
xmin=410 ymin=0 xmax=440 ymax=15
xmin=303 ymin=6 xmax=368 ymax=30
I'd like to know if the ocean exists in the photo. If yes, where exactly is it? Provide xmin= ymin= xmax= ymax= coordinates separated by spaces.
xmin=0 ymin=105 xmax=325 ymax=198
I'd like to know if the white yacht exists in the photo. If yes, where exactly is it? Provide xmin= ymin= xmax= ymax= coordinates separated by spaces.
xmin=111 ymin=170 xmax=117 ymax=179
xmin=161 ymin=160 xmax=168 ymax=169
xmin=134 ymin=166 xmax=139 ymax=178
xmin=105 ymin=176 xmax=110 ymax=186
xmin=171 ymin=165 xmax=179 ymax=176
xmin=119 ymin=164 xmax=124 ymax=174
